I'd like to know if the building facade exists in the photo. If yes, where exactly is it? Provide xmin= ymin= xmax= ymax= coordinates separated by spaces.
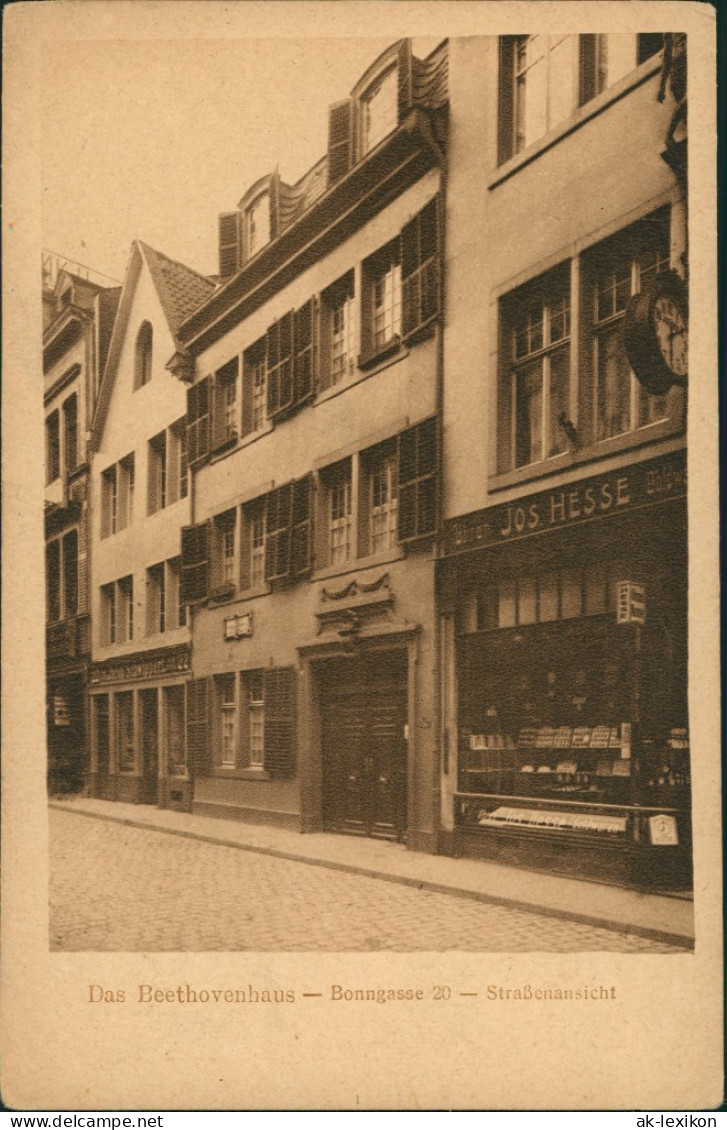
xmin=173 ymin=40 xmax=448 ymax=851
xmin=43 ymin=257 xmax=121 ymax=793
xmin=87 ymin=242 xmax=214 ymax=809
xmin=439 ymin=33 xmax=690 ymax=887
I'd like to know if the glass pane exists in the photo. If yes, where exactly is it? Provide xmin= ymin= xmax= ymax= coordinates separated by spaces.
xmin=561 ymin=568 xmax=583 ymax=618
xmin=638 ymin=384 xmax=669 ymax=428
xmin=498 ymin=580 xmax=517 ymax=628
xmin=600 ymin=34 xmax=637 ymax=89
xmin=515 ymin=361 xmax=543 ymax=466
xmin=585 ymin=564 xmax=608 ymax=614
xmin=477 ymin=587 xmax=498 ymax=631
xmin=596 ymin=324 xmax=631 ymax=438
xmin=518 ymin=577 xmax=537 ymax=624
xmin=538 ymin=572 xmax=559 ymax=621
xmin=548 ymin=347 xmax=570 ymax=457
xmin=548 ymin=35 xmax=576 ymax=128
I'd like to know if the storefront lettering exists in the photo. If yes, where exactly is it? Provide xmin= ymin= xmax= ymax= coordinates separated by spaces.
xmin=89 ymin=647 xmax=190 ymax=686
xmin=444 ymin=452 xmax=685 ymax=556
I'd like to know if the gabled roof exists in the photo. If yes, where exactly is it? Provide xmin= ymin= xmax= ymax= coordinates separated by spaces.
xmin=90 ymin=240 xmax=215 ymax=450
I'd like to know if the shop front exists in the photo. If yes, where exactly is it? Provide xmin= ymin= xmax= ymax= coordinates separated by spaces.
xmin=441 ymin=449 xmax=690 ymax=891
xmin=88 ymin=644 xmax=193 ymax=810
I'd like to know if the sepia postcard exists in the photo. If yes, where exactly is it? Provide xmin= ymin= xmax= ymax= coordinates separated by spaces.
xmin=1 ymin=0 xmax=722 ymax=1112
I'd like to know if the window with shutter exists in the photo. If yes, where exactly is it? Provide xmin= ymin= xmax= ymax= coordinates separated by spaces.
xmin=242 ymin=337 xmax=267 ymax=437
xmin=328 ymin=100 xmax=354 ymax=185
xmin=265 ymin=483 xmax=293 ymax=582
xmin=398 ymin=417 xmax=438 ymax=543
xmin=213 ymin=358 xmax=239 ymax=449
xmin=263 ymin=667 xmax=296 ymax=777
xmin=266 ymin=313 xmax=294 ymax=418
xmin=186 ymin=677 xmax=210 ymax=775
xmin=291 ymin=476 xmax=313 ymax=577
xmin=187 ymin=377 xmax=211 ymax=466
xmin=402 ymin=197 xmax=440 ymax=339
xmin=293 ymin=299 xmax=315 ymax=407
xmin=180 ymin=522 xmax=210 ymax=605
xmin=218 ymin=212 xmax=241 ymax=280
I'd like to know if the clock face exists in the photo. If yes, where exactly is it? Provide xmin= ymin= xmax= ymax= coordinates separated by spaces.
xmin=653 ymin=294 xmax=688 ymax=378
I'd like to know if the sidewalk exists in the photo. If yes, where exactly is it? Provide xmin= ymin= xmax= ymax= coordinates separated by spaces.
xmin=50 ymin=795 xmax=695 ymax=947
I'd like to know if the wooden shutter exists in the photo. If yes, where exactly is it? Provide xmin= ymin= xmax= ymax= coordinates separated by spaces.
xmin=263 ymin=667 xmax=296 ymax=777
xmin=266 ymin=312 xmax=294 ymax=418
xmin=498 ymin=37 xmax=516 ymax=165
xmin=218 ymin=212 xmax=241 ymax=280
xmin=187 ymin=376 xmax=211 ymax=466
xmin=291 ymin=475 xmax=313 ymax=577
xmin=186 ymin=678 xmax=210 ymax=774
xmin=328 ymin=99 xmax=354 ymax=185
xmin=265 ymin=482 xmax=293 ymax=582
xmin=239 ymin=503 xmax=252 ymax=590
xmin=398 ymin=417 xmax=438 ymax=543
xmin=293 ymin=299 xmax=315 ymax=407
xmin=181 ymin=521 xmax=210 ymax=604
xmin=397 ymin=40 xmax=413 ymax=122
xmin=402 ymin=197 xmax=440 ymax=338
xmin=579 ymin=35 xmax=598 ymax=105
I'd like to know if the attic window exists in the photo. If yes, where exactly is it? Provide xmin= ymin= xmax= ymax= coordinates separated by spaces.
xmin=361 ymin=66 xmax=398 ymax=154
xmin=245 ymin=192 xmax=271 ymax=260
xmin=135 ymin=321 xmax=153 ymax=389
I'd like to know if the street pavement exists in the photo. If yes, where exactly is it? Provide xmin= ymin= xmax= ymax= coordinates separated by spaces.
xmin=49 ymin=809 xmax=687 ymax=952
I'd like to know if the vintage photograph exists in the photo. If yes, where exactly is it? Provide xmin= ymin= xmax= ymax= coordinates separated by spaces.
xmin=41 ymin=28 xmax=695 ymax=955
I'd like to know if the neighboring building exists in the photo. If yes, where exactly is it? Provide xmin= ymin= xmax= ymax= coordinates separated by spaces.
xmin=173 ymin=39 xmax=448 ymax=850
xmin=87 ymin=242 xmax=214 ymax=809
xmin=439 ymin=34 xmax=690 ymax=887
xmin=43 ymin=256 xmax=121 ymax=793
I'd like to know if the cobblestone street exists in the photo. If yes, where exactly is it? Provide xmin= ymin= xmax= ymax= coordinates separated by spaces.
xmin=50 ymin=809 xmax=687 ymax=952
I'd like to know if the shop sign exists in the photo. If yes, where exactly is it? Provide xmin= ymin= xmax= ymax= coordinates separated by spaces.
xmin=89 ymin=645 xmax=190 ymax=686
xmin=649 ymin=813 xmax=679 ymax=846
xmin=53 ymin=695 xmax=70 ymax=727
xmin=616 ymin=581 xmax=646 ymax=625
xmin=444 ymin=451 xmax=686 ymax=556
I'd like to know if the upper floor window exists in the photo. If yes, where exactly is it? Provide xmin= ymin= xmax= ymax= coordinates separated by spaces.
xmin=320 ymin=272 xmax=356 ymax=390
xmin=323 ymin=459 xmax=353 ymax=567
xmin=364 ymin=441 xmax=399 ymax=554
xmin=242 ymin=338 xmax=268 ymax=437
xmin=361 ymin=66 xmax=398 ymax=154
xmin=46 ymin=530 xmax=78 ymax=623
xmin=213 ymin=509 xmax=237 ymax=589
xmin=46 ymin=411 xmax=60 ymax=485
xmin=63 ymin=394 xmax=78 ymax=474
xmin=100 ymin=582 xmax=116 ymax=645
xmin=146 ymin=562 xmax=166 ymax=635
xmin=101 ymin=455 xmax=134 ymax=538
xmin=363 ymin=241 xmax=402 ymax=357
xmin=148 ymin=431 xmax=167 ymax=515
xmin=134 ymin=321 xmax=153 ymax=389
xmin=503 ymin=266 xmax=571 ymax=470
xmin=245 ymin=192 xmax=270 ymax=260
xmin=499 ymin=34 xmax=664 ymax=163
xmin=590 ymin=216 xmax=671 ymax=441
xmin=213 ymin=358 xmax=239 ymax=449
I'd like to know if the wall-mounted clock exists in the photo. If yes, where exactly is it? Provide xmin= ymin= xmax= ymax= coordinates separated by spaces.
xmin=623 ymin=269 xmax=688 ymax=396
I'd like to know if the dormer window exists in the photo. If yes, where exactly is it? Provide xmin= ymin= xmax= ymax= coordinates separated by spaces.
xmin=245 ymin=192 xmax=271 ymax=260
xmin=361 ymin=66 xmax=398 ymax=154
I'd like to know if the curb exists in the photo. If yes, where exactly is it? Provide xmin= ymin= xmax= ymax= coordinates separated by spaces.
xmin=50 ymin=802 xmax=695 ymax=950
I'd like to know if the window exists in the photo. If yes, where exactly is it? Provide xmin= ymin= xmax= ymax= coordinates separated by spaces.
xmin=118 ymin=575 xmax=134 ymax=642
xmin=499 ymin=266 xmax=571 ymax=471
xmin=242 ymin=338 xmax=268 ymax=436
xmin=164 ymin=421 xmax=188 ymax=505
xmin=266 ymin=312 xmax=294 ymax=418
xmin=240 ymin=499 xmax=267 ymax=590
xmin=187 ymin=377 xmax=211 ymax=466
xmin=321 ymin=272 xmax=356 ymax=388
xmin=180 ymin=522 xmax=211 ymax=606
xmin=101 ymin=465 xmax=118 ymax=537
xmin=473 ymin=564 xmax=624 ymax=632
xmin=62 ymin=531 xmax=79 ymax=618
xmin=398 ymin=417 xmax=438 ymax=542
xmin=167 ymin=557 xmax=186 ymax=629
xmin=243 ymin=671 xmax=265 ymax=768
xmin=148 ymin=431 xmax=167 ymax=514
xmin=591 ymin=217 xmax=671 ymax=440
xmin=46 ymin=411 xmax=60 ymax=484
xmin=401 ymin=199 xmax=440 ymax=339
xmin=324 ymin=460 xmax=353 ymax=566
xmin=135 ymin=322 xmax=153 ymax=389
xmin=362 ymin=66 xmax=398 ymax=154
xmin=146 ymin=562 xmax=166 ymax=635
xmin=116 ymin=692 xmax=135 ymax=771
xmin=46 ymin=540 xmax=61 ymax=622
xmin=118 ymin=454 xmax=135 ymax=530
xmin=217 ymin=675 xmax=237 ymax=768
xmin=245 ymin=192 xmax=271 ymax=260
xmin=63 ymin=395 xmax=78 ymax=474
xmin=363 ymin=241 xmax=402 ymax=358
xmin=213 ymin=359 xmax=239 ymax=448
xmin=364 ymin=442 xmax=398 ymax=554
xmin=214 ymin=510 xmax=237 ymax=589
xmin=100 ymin=582 xmax=116 ymax=645
xmin=177 ymin=425 xmax=188 ymax=500
xmin=499 ymin=35 xmax=664 ymax=162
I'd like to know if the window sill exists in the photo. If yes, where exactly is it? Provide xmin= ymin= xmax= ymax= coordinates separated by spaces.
xmin=489 ymin=55 xmax=662 ymax=190
xmin=209 ymin=583 xmax=238 ymax=604
xmin=358 ymin=336 xmax=403 ymax=370
xmin=211 ymin=433 xmax=239 ymax=457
